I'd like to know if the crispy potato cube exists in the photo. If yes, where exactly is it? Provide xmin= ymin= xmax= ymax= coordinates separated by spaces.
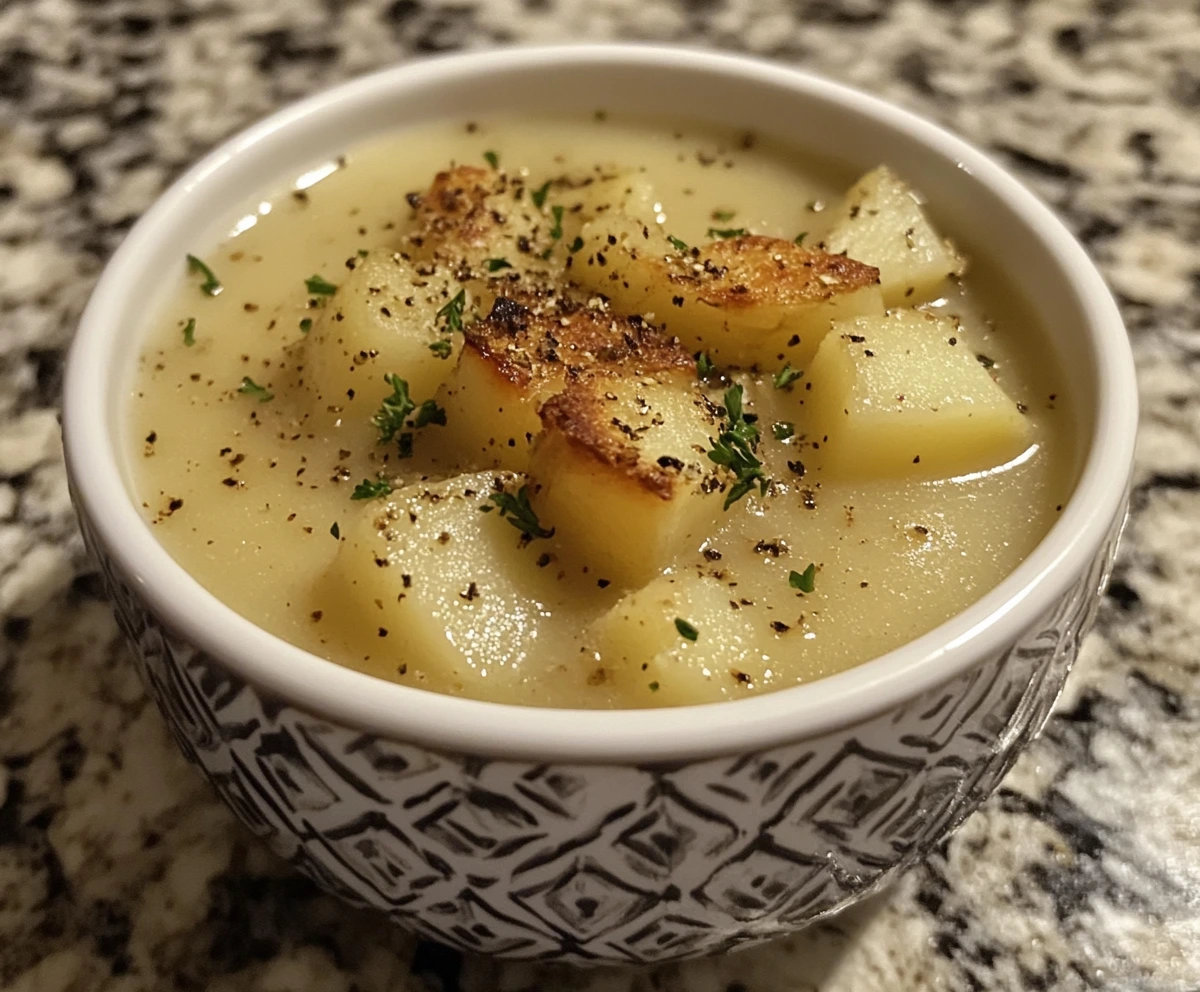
xmin=588 ymin=574 xmax=767 ymax=707
xmin=408 ymin=165 xmax=559 ymax=282
xmin=571 ymin=221 xmax=884 ymax=369
xmin=806 ymin=310 xmax=1029 ymax=478
xmin=528 ymin=371 xmax=720 ymax=588
xmin=820 ymin=166 xmax=965 ymax=307
xmin=303 ymin=250 xmax=461 ymax=426
xmin=320 ymin=471 xmax=582 ymax=702
xmin=429 ymin=293 xmax=694 ymax=472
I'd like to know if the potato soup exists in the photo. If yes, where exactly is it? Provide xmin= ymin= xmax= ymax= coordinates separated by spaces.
xmin=127 ymin=115 xmax=1075 ymax=709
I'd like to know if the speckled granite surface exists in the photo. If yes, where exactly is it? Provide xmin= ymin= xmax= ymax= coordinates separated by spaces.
xmin=1 ymin=0 xmax=1198 ymax=989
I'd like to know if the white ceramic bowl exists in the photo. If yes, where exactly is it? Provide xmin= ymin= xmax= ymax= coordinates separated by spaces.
xmin=63 ymin=45 xmax=1136 ymax=963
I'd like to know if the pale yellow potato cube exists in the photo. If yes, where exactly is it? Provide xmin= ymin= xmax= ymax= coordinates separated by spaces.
xmin=806 ymin=310 xmax=1030 ymax=478
xmin=528 ymin=372 xmax=721 ymax=588
xmin=820 ymin=166 xmax=965 ymax=307
xmin=320 ymin=471 xmax=584 ymax=701
xmin=571 ymin=218 xmax=884 ymax=369
xmin=588 ymin=574 xmax=768 ymax=707
xmin=303 ymin=250 xmax=462 ymax=427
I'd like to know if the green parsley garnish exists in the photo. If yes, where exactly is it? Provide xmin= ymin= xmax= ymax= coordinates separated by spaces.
xmin=567 ymin=236 xmax=585 ymax=254
xmin=772 ymin=421 xmax=795 ymax=441
xmin=372 ymin=373 xmax=415 ymax=443
xmin=696 ymin=351 xmax=716 ymax=380
xmin=707 ymin=384 xmax=767 ymax=510
xmin=794 ymin=231 xmax=808 ymax=245
xmin=429 ymin=339 xmax=453 ymax=359
xmin=299 ymin=318 xmax=312 ymax=334
xmin=484 ymin=150 xmax=500 ymax=169
xmin=238 ymin=376 xmax=273 ymax=402
xmin=790 ymin=563 xmax=817 ymax=593
xmin=351 ymin=478 xmax=392 ymax=500
xmin=674 ymin=618 xmax=699 ymax=641
xmin=485 ymin=257 xmax=513 ymax=272
xmin=412 ymin=399 xmax=447 ymax=429
xmin=436 ymin=289 xmax=467 ymax=334
xmin=357 ymin=248 xmax=369 ymax=258
xmin=540 ymin=204 xmax=565 ymax=260
xmin=774 ymin=365 xmax=803 ymax=390
xmin=330 ymin=522 xmax=340 ymax=539
xmin=182 ymin=317 xmax=196 ymax=347
xmin=304 ymin=274 xmax=338 ymax=296
xmin=707 ymin=227 xmax=747 ymax=239
xmin=648 ymin=681 xmax=660 ymax=692
xmin=667 ymin=235 xmax=689 ymax=252
xmin=186 ymin=254 xmax=222 ymax=296
xmin=531 ymin=180 xmax=552 ymax=209
xmin=487 ymin=486 xmax=554 ymax=539
xmin=711 ymin=209 xmax=735 ymax=222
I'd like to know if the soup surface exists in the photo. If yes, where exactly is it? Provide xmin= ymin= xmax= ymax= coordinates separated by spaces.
xmin=127 ymin=115 xmax=1074 ymax=709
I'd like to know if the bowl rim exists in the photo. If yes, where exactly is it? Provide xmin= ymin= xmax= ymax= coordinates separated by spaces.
xmin=63 ymin=43 xmax=1137 ymax=763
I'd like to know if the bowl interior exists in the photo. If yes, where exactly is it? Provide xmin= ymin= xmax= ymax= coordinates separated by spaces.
xmin=64 ymin=46 xmax=1135 ymax=762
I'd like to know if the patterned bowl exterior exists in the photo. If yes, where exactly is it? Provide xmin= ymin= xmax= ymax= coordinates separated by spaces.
xmin=78 ymin=505 xmax=1125 ymax=964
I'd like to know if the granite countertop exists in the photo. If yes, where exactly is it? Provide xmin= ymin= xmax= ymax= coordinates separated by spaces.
xmin=2 ymin=0 xmax=1199 ymax=989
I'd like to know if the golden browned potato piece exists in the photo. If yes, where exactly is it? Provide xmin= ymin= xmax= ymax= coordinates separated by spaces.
xmin=572 ymin=218 xmax=885 ymax=370
xmin=528 ymin=367 xmax=723 ymax=588
xmin=428 ymin=292 xmax=694 ymax=472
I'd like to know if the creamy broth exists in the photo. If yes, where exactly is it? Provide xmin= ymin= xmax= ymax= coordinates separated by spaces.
xmin=128 ymin=115 xmax=1074 ymax=708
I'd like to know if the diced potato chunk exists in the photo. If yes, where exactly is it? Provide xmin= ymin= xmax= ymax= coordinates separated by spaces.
xmin=408 ymin=165 xmax=559 ymax=283
xmin=806 ymin=310 xmax=1029 ymax=478
xmin=303 ymin=251 xmax=461 ymax=427
xmin=429 ymin=293 xmax=694 ymax=473
xmin=528 ymin=371 xmax=720 ymax=588
xmin=571 ymin=219 xmax=884 ymax=369
xmin=588 ymin=574 xmax=767 ymax=707
xmin=320 ymin=471 xmax=583 ymax=700
xmin=820 ymin=166 xmax=965 ymax=307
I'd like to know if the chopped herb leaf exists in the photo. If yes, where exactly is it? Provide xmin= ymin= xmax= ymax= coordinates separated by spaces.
xmin=711 ymin=209 xmax=736 ymax=222
xmin=186 ymin=254 xmax=222 ymax=296
xmin=372 ymin=373 xmax=415 ymax=443
xmin=794 ymin=231 xmax=808 ymax=245
xmin=548 ymin=204 xmax=564 ymax=242
xmin=976 ymin=353 xmax=996 ymax=369
xmin=707 ymin=384 xmax=767 ymax=510
xmin=648 ymin=681 xmax=660 ymax=692
xmin=488 ymin=486 xmax=554 ymax=539
xmin=396 ymin=433 xmax=414 ymax=459
xmin=675 ymin=618 xmax=699 ymax=641
xmin=790 ymin=563 xmax=817 ymax=593
xmin=531 ymin=180 xmax=552 ymax=209
xmin=429 ymin=338 xmax=453 ymax=359
xmin=485 ymin=257 xmax=513 ymax=272
xmin=483 ymin=150 xmax=500 ymax=169
xmin=182 ymin=317 xmax=196 ymax=347
xmin=238 ymin=376 xmax=273 ymax=402
xmin=330 ymin=522 xmax=340 ymax=539
xmin=707 ymin=227 xmax=747 ymax=239
xmin=436 ymin=289 xmax=467 ymax=333
xmin=772 ymin=421 xmax=795 ymax=441
xmin=412 ymin=399 xmax=447 ymax=429
xmin=299 ymin=318 xmax=313 ymax=334
xmin=667 ymin=234 xmax=689 ymax=252
xmin=696 ymin=351 xmax=716 ymax=379
xmin=774 ymin=365 xmax=803 ymax=390
xmin=304 ymin=274 xmax=338 ymax=296
xmin=568 ymin=235 xmax=585 ymax=253
xmin=357 ymin=248 xmax=370 ymax=258
xmin=351 ymin=478 xmax=392 ymax=500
